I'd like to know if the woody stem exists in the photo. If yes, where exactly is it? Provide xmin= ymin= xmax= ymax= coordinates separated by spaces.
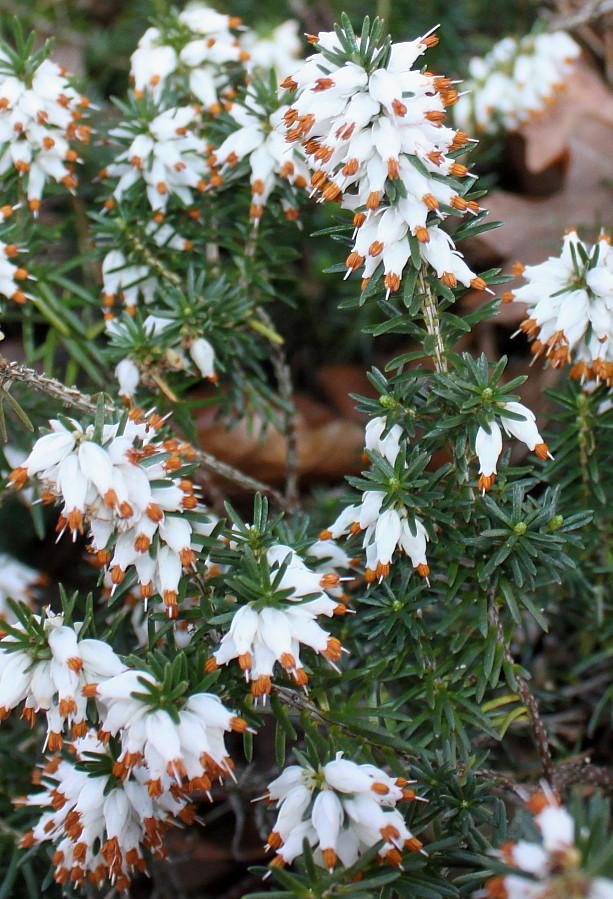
xmin=418 ymin=271 xmax=448 ymax=374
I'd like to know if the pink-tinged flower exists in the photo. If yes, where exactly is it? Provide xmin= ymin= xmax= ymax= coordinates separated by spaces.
xmin=261 ymin=752 xmax=425 ymax=871
xmin=475 ymin=402 xmax=550 ymax=492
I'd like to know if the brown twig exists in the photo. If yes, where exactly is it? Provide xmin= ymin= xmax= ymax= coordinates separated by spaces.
xmin=193 ymin=448 xmax=286 ymax=508
xmin=0 ymin=355 xmax=108 ymax=416
xmin=488 ymin=591 xmax=555 ymax=784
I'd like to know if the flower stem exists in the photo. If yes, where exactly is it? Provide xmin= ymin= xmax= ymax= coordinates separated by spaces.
xmin=419 ymin=272 xmax=448 ymax=374
xmin=488 ymin=591 xmax=554 ymax=784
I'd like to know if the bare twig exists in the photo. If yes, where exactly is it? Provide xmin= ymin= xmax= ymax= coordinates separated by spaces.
xmin=193 ymin=448 xmax=286 ymax=508
xmin=488 ymin=592 xmax=555 ymax=785
xmin=0 ymin=355 xmax=107 ymax=415
xmin=0 ymin=354 xmax=287 ymax=507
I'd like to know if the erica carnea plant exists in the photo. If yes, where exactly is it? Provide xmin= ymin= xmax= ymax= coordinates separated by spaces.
xmin=0 ymin=5 xmax=612 ymax=899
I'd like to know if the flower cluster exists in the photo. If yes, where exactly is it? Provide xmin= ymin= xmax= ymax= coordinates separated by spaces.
xmin=19 ymin=732 xmax=194 ymax=891
xmin=321 ymin=416 xmax=428 ymax=582
xmin=282 ymin=24 xmax=487 ymax=295
xmin=8 ymin=413 xmax=200 ymax=617
xmin=262 ymin=753 xmax=424 ymax=870
xmin=322 ymin=493 xmax=429 ymax=583
xmin=100 ymin=220 xmax=193 ymax=320
xmin=85 ymin=667 xmax=247 ymax=795
xmin=209 ymin=85 xmax=309 ymax=223
xmin=102 ymin=106 xmax=208 ymax=212
xmin=206 ymin=543 xmax=348 ymax=698
xmin=241 ymin=20 xmax=302 ymax=80
xmin=475 ymin=402 xmax=550 ymax=492
xmin=0 ymin=49 xmax=89 ymax=211
xmin=509 ymin=230 xmax=613 ymax=386
xmin=0 ymin=610 xmax=124 ymax=748
xmin=454 ymin=31 xmax=580 ymax=135
xmin=111 ymin=312 xmax=217 ymax=401
xmin=484 ymin=788 xmax=613 ymax=899
xmin=130 ymin=5 xmax=248 ymax=109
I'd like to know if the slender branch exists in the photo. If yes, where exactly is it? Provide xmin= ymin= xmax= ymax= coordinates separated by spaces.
xmin=193 ymin=448 xmax=286 ymax=507
xmin=545 ymin=0 xmax=613 ymax=30
xmin=125 ymin=232 xmax=182 ymax=287
xmin=488 ymin=591 xmax=555 ymax=785
xmin=0 ymin=355 xmax=107 ymax=415
xmin=274 ymin=685 xmax=418 ymax=764
xmin=235 ymin=222 xmax=299 ymax=510
xmin=256 ymin=307 xmax=299 ymax=511
xmin=0 ymin=355 xmax=287 ymax=507
xmin=418 ymin=272 xmax=448 ymax=374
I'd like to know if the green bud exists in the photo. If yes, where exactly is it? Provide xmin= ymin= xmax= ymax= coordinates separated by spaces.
xmin=481 ymin=388 xmax=494 ymax=402
xmin=513 ymin=521 xmax=527 ymax=535
xmin=392 ymin=600 xmax=403 ymax=612
xmin=379 ymin=395 xmax=395 ymax=408
xmin=548 ymin=515 xmax=564 ymax=532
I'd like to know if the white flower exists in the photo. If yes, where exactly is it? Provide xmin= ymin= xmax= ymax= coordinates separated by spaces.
xmin=0 ymin=239 xmax=30 ymax=304
xmin=102 ymin=107 xmax=208 ymax=212
xmin=454 ymin=31 xmax=580 ymax=135
xmin=8 ymin=413 xmax=200 ymax=617
xmin=130 ymin=27 xmax=178 ymax=99
xmin=188 ymin=335 xmax=217 ymax=380
xmin=510 ymin=230 xmax=613 ymax=386
xmin=0 ymin=53 xmax=89 ymax=211
xmin=205 ymin=543 xmax=347 ymax=698
xmin=240 ymin=20 xmax=303 ymax=82
xmin=85 ymin=669 xmax=247 ymax=794
xmin=322 ymin=493 xmax=429 ymax=582
xmin=0 ymin=610 xmax=124 ymax=749
xmin=101 ymin=249 xmax=158 ymax=320
xmin=263 ymin=752 xmax=424 ymax=871
xmin=363 ymin=416 xmax=403 ymax=466
xmin=129 ymin=5 xmax=247 ymax=110
xmin=115 ymin=358 xmax=141 ymax=401
xmin=475 ymin=402 xmax=550 ymax=492
xmin=282 ymin=24 xmax=487 ymax=295
xmin=209 ymin=86 xmax=309 ymax=222
xmin=19 ymin=731 xmax=194 ymax=891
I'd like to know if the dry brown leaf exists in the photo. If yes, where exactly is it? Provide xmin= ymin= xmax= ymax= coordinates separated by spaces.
xmin=520 ymin=59 xmax=613 ymax=173
xmin=471 ymin=59 xmax=613 ymax=271
xmin=196 ymin=392 xmax=364 ymax=486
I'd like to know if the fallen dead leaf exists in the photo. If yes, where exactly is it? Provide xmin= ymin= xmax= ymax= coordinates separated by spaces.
xmin=196 ymin=392 xmax=364 ymax=487
xmin=470 ymin=58 xmax=613 ymax=270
